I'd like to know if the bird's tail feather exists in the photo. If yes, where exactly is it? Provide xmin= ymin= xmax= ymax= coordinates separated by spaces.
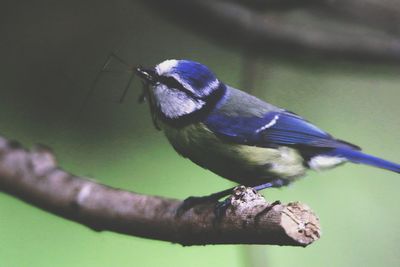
xmin=329 ymin=148 xmax=400 ymax=173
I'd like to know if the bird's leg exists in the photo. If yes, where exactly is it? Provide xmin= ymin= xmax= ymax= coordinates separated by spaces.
xmin=176 ymin=187 xmax=235 ymax=217
xmin=214 ymin=179 xmax=288 ymax=220
xmin=252 ymin=178 xmax=288 ymax=191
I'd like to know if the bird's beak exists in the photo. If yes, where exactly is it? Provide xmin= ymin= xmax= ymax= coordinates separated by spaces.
xmin=136 ymin=66 xmax=156 ymax=84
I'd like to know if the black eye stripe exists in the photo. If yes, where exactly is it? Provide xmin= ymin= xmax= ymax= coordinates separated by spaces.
xmin=157 ymin=75 xmax=199 ymax=99
xmin=158 ymin=76 xmax=184 ymax=90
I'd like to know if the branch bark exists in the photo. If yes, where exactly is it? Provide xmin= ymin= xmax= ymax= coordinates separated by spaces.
xmin=0 ymin=136 xmax=320 ymax=246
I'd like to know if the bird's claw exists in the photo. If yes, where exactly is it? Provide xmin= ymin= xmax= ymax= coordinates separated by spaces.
xmin=213 ymin=198 xmax=232 ymax=221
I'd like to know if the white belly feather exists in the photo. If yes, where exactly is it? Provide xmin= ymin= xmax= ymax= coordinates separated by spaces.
xmin=308 ymin=155 xmax=346 ymax=171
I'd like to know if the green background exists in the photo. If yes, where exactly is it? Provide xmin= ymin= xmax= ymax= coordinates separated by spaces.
xmin=1 ymin=1 xmax=400 ymax=266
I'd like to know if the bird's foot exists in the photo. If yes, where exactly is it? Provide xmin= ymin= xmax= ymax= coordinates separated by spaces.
xmin=213 ymin=185 xmax=282 ymax=221
xmin=213 ymin=198 xmax=231 ymax=220
xmin=213 ymin=185 xmax=248 ymax=221
xmin=176 ymin=184 xmax=282 ymax=220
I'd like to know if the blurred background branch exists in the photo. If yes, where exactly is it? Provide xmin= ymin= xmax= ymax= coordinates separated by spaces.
xmin=141 ymin=0 xmax=400 ymax=63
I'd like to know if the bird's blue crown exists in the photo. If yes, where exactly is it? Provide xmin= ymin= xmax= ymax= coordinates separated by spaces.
xmin=155 ymin=59 xmax=221 ymax=98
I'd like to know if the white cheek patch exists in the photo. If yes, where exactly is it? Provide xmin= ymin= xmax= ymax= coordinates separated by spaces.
xmin=308 ymin=155 xmax=346 ymax=171
xmin=153 ymin=84 xmax=205 ymax=119
xmin=155 ymin=59 xmax=178 ymax=75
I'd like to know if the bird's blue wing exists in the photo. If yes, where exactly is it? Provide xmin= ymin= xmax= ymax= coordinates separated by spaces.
xmin=204 ymin=111 xmax=359 ymax=149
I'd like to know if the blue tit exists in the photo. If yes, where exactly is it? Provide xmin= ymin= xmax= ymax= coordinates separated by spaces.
xmin=136 ymin=59 xmax=400 ymax=201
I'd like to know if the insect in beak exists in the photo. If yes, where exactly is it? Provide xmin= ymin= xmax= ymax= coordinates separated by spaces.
xmin=138 ymin=81 xmax=148 ymax=103
xmin=135 ymin=66 xmax=154 ymax=104
xmin=135 ymin=66 xmax=160 ymax=130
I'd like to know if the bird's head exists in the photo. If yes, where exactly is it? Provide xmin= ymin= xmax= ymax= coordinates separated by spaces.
xmin=136 ymin=59 xmax=225 ymax=120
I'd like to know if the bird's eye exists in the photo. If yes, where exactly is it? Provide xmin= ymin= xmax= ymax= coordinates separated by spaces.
xmin=158 ymin=76 xmax=186 ymax=91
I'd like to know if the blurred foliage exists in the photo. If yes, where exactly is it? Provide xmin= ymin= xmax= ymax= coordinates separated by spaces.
xmin=0 ymin=0 xmax=400 ymax=267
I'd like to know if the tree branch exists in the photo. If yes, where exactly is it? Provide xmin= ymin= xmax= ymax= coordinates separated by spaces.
xmin=140 ymin=0 xmax=400 ymax=64
xmin=0 ymin=136 xmax=320 ymax=246
xmin=322 ymin=0 xmax=400 ymax=35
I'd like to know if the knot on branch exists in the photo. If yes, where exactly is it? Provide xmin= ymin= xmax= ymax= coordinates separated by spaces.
xmin=219 ymin=186 xmax=321 ymax=246
xmin=30 ymin=145 xmax=57 ymax=177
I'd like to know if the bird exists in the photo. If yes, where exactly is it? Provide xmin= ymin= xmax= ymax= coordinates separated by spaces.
xmin=135 ymin=59 xmax=400 ymax=208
